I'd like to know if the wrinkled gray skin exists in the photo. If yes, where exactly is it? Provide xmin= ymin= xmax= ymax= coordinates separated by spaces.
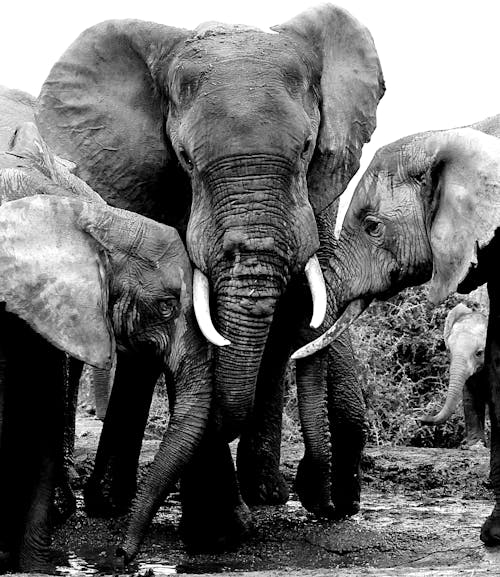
xmin=0 ymin=118 xmax=211 ymax=572
xmin=422 ymin=303 xmax=488 ymax=447
xmin=302 ymin=113 xmax=500 ymax=546
xmin=34 ymin=4 xmax=384 ymax=549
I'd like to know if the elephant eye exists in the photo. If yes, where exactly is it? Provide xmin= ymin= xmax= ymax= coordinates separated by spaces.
xmin=301 ymin=136 xmax=313 ymax=159
xmin=363 ymin=217 xmax=384 ymax=238
xmin=476 ymin=349 xmax=484 ymax=358
xmin=178 ymin=147 xmax=194 ymax=171
xmin=160 ymin=299 xmax=177 ymax=319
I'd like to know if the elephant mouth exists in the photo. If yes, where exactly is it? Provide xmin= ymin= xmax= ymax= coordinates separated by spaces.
xmin=192 ymin=254 xmax=327 ymax=347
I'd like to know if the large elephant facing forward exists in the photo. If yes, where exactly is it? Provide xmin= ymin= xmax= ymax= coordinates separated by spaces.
xmin=35 ymin=4 xmax=384 ymax=547
xmin=292 ymin=114 xmax=500 ymax=544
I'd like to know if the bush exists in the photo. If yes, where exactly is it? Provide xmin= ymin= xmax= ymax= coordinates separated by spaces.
xmin=283 ymin=285 xmax=488 ymax=448
xmin=351 ymin=285 xmax=486 ymax=447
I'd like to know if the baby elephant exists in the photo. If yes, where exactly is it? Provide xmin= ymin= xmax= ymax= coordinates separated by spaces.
xmin=422 ymin=303 xmax=488 ymax=447
xmin=0 ymin=194 xmax=211 ymax=572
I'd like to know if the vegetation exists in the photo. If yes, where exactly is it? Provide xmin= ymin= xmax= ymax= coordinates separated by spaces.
xmin=284 ymin=285 xmax=488 ymax=448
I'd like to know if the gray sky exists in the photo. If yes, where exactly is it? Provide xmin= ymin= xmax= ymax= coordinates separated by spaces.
xmin=2 ymin=0 xmax=500 ymax=218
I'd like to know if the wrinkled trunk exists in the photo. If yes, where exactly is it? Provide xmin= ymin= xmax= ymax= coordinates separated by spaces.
xmin=188 ymin=157 xmax=317 ymax=439
xmin=422 ymin=355 xmax=469 ymax=425
xmin=214 ymin=274 xmax=283 ymax=439
xmin=120 ymin=314 xmax=212 ymax=562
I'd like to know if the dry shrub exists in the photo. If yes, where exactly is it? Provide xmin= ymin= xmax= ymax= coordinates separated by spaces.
xmin=351 ymin=285 xmax=486 ymax=447
xmin=283 ymin=285 xmax=487 ymax=448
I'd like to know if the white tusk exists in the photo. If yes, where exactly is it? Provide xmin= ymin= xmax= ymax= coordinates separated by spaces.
xmin=305 ymin=255 xmax=327 ymax=329
xmin=193 ymin=269 xmax=231 ymax=347
xmin=292 ymin=298 xmax=369 ymax=360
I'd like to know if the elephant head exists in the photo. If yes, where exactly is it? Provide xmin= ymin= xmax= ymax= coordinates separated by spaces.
xmin=0 ymin=194 xmax=195 ymax=369
xmin=292 ymin=120 xmax=500 ymax=359
xmin=421 ymin=303 xmax=488 ymax=425
xmin=35 ymin=4 xmax=384 ymax=436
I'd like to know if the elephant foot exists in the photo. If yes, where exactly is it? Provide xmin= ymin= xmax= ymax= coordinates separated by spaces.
xmin=331 ymin=471 xmax=361 ymax=519
xmin=239 ymin=469 xmax=289 ymax=506
xmin=480 ymin=513 xmax=500 ymax=545
xmin=52 ymin=481 xmax=77 ymax=524
xmin=180 ymin=501 xmax=253 ymax=552
xmin=84 ymin=473 xmax=135 ymax=518
xmin=237 ymin=440 xmax=289 ymax=506
xmin=295 ymin=457 xmax=336 ymax=519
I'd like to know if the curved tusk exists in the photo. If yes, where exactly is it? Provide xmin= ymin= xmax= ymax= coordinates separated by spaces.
xmin=305 ymin=255 xmax=327 ymax=329
xmin=193 ymin=269 xmax=231 ymax=347
xmin=292 ymin=298 xmax=370 ymax=360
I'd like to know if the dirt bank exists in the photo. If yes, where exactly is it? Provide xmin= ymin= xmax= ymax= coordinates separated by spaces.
xmin=9 ymin=415 xmax=500 ymax=576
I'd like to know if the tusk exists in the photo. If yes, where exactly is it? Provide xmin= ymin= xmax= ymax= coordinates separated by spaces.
xmin=292 ymin=298 xmax=370 ymax=360
xmin=305 ymin=255 xmax=327 ymax=329
xmin=193 ymin=269 xmax=231 ymax=347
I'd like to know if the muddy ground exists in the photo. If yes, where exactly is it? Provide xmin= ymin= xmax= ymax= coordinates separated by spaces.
xmin=12 ymin=415 xmax=500 ymax=577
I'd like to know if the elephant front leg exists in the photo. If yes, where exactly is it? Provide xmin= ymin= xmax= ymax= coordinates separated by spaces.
xmin=236 ymin=358 xmax=289 ymax=506
xmin=294 ymin=347 xmax=336 ymax=518
xmin=180 ymin=425 xmax=252 ymax=551
xmin=326 ymin=331 xmax=367 ymax=517
xmin=480 ymin=286 xmax=500 ymax=544
xmin=463 ymin=371 xmax=487 ymax=448
xmin=236 ymin=296 xmax=304 ymax=507
xmin=84 ymin=351 xmax=161 ymax=517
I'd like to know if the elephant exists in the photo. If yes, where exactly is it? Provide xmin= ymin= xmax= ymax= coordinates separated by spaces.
xmin=33 ymin=4 xmax=384 ymax=550
xmin=421 ymin=303 xmax=488 ymax=448
xmin=0 ymin=130 xmax=212 ymax=571
xmin=291 ymin=112 xmax=500 ymax=544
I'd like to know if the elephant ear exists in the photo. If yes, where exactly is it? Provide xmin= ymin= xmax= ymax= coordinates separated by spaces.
xmin=443 ymin=303 xmax=472 ymax=347
xmin=0 ymin=195 xmax=115 ymax=369
xmin=427 ymin=128 xmax=500 ymax=303
xmin=273 ymin=5 xmax=385 ymax=213
xmin=36 ymin=20 xmax=190 ymax=215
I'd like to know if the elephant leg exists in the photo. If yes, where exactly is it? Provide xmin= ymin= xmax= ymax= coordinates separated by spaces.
xmin=1 ymin=317 xmax=66 ymax=572
xmin=295 ymin=346 xmax=335 ymax=518
xmin=92 ymin=365 xmax=114 ymax=421
xmin=463 ymin=371 xmax=486 ymax=447
xmin=53 ymin=357 xmax=83 ymax=523
xmin=481 ymin=285 xmax=500 ymax=544
xmin=326 ymin=330 xmax=367 ymax=518
xmin=237 ymin=291 xmax=303 ymax=506
xmin=180 ymin=424 xmax=252 ymax=551
xmin=236 ymin=358 xmax=289 ymax=506
xmin=84 ymin=351 xmax=161 ymax=517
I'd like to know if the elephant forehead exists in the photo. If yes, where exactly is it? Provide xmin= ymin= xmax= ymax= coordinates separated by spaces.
xmin=172 ymin=30 xmax=314 ymax=87
xmin=452 ymin=315 xmax=488 ymax=339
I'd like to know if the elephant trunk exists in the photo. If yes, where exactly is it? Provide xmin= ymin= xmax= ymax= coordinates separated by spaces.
xmin=422 ymin=354 xmax=469 ymax=425
xmin=213 ymin=271 xmax=284 ymax=439
xmin=120 ymin=317 xmax=212 ymax=562
xmin=188 ymin=157 xmax=319 ymax=440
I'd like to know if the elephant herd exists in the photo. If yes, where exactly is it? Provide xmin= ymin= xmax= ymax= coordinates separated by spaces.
xmin=0 ymin=2 xmax=499 ymax=573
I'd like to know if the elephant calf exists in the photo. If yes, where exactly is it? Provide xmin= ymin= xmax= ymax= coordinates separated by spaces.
xmin=0 ymin=194 xmax=211 ymax=570
xmin=422 ymin=303 xmax=488 ymax=447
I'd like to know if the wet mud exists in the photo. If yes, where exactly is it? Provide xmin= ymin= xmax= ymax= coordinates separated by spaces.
xmin=10 ymin=416 xmax=500 ymax=576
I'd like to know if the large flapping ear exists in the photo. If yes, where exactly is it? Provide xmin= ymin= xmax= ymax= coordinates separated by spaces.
xmin=427 ymin=128 xmax=500 ymax=303
xmin=36 ymin=20 xmax=190 ymax=211
xmin=443 ymin=303 xmax=472 ymax=347
xmin=273 ymin=5 xmax=385 ymax=214
xmin=0 ymin=195 xmax=115 ymax=368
